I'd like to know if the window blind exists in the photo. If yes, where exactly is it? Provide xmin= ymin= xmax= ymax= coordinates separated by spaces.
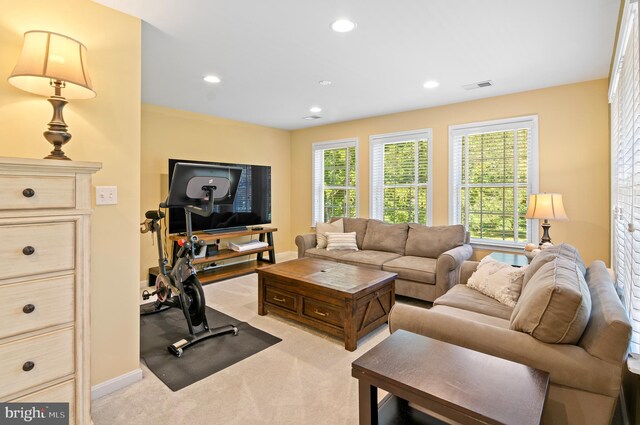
xmin=311 ymin=139 xmax=358 ymax=226
xmin=370 ymin=129 xmax=432 ymax=224
xmin=610 ymin=1 xmax=640 ymax=353
xmin=449 ymin=116 xmax=538 ymax=247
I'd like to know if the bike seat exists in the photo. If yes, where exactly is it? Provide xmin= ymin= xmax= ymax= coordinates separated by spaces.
xmin=145 ymin=210 xmax=166 ymax=220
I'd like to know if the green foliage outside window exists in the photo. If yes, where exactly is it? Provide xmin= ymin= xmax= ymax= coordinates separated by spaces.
xmin=323 ymin=146 xmax=356 ymax=220
xmin=382 ymin=140 xmax=429 ymax=224
xmin=461 ymin=129 xmax=529 ymax=242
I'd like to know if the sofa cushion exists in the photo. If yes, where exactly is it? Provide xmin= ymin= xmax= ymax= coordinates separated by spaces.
xmin=382 ymin=256 xmax=437 ymax=284
xmin=523 ymin=243 xmax=586 ymax=289
xmin=510 ymin=257 xmax=592 ymax=344
xmin=337 ymin=250 xmax=401 ymax=270
xmin=315 ymin=219 xmax=343 ymax=249
xmin=362 ymin=220 xmax=408 ymax=255
xmin=326 ymin=232 xmax=358 ymax=251
xmin=466 ymin=256 xmax=525 ymax=307
xmin=405 ymin=223 xmax=466 ymax=258
xmin=434 ymin=284 xmax=514 ymax=320
xmin=578 ymin=260 xmax=632 ymax=364
xmin=305 ymin=247 xmax=352 ymax=261
xmin=343 ymin=217 xmax=369 ymax=249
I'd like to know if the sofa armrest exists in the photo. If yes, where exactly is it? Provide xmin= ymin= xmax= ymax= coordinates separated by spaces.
xmin=388 ymin=303 xmax=623 ymax=397
xmin=458 ymin=260 xmax=480 ymax=285
xmin=435 ymin=244 xmax=473 ymax=298
xmin=295 ymin=233 xmax=316 ymax=258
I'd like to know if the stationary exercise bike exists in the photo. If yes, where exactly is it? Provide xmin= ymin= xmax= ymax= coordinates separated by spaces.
xmin=140 ymin=162 xmax=243 ymax=357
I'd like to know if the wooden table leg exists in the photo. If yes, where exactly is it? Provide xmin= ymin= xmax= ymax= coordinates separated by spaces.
xmin=358 ymin=380 xmax=378 ymax=425
xmin=345 ymin=299 xmax=357 ymax=351
xmin=257 ymin=275 xmax=266 ymax=315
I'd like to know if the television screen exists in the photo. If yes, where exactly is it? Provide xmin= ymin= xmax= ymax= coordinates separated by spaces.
xmin=167 ymin=159 xmax=271 ymax=234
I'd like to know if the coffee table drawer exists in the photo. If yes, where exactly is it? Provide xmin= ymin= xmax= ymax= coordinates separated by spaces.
xmin=265 ymin=287 xmax=297 ymax=312
xmin=303 ymin=298 xmax=343 ymax=327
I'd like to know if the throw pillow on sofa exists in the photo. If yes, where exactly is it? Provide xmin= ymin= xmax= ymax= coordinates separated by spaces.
xmin=405 ymin=223 xmax=466 ymax=258
xmin=362 ymin=220 xmax=408 ymax=255
xmin=466 ymin=256 xmax=525 ymax=307
xmin=510 ymin=257 xmax=592 ymax=344
xmin=316 ymin=219 xmax=343 ymax=249
xmin=326 ymin=232 xmax=358 ymax=251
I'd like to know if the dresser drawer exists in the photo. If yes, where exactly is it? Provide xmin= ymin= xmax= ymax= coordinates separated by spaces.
xmin=0 ymin=175 xmax=75 ymax=210
xmin=265 ymin=287 xmax=297 ymax=312
xmin=11 ymin=380 xmax=75 ymax=424
xmin=0 ymin=222 xmax=75 ymax=280
xmin=0 ymin=328 xmax=74 ymax=399
xmin=303 ymin=298 xmax=343 ymax=327
xmin=0 ymin=275 xmax=74 ymax=340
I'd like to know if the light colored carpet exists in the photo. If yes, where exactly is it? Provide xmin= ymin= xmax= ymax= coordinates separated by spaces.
xmin=92 ymin=272 xmax=392 ymax=425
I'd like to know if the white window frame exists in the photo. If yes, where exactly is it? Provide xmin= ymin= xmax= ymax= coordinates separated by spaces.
xmin=369 ymin=129 xmax=433 ymax=225
xmin=609 ymin=0 xmax=640 ymax=359
xmin=448 ymin=116 xmax=539 ymax=250
xmin=311 ymin=138 xmax=359 ymax=226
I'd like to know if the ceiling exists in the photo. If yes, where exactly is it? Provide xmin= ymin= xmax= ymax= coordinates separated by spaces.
xmin=94 ymin=0 xmax=620 ymax=130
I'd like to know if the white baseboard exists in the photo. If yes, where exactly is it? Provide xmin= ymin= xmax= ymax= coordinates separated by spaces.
xmin=91 ymin=368 xmax=143 ymax=400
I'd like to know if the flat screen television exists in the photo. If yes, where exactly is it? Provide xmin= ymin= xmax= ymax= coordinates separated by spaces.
xmin=167 ymin=158 xmax=271 ymax=234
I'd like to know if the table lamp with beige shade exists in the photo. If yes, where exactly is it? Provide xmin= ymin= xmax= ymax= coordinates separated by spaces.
xmin=8 ymin=30 xmax=95 ymax=160
xmin=525 ymin=193 xmax=568 ymax=247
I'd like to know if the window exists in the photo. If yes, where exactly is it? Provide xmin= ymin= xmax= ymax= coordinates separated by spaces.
xmin=610 ymin=1 xmax=640 ymax=354
xmin=312 ymin=139 xmax=358 ymax=226
xmin=449 ymin=116 xmax=538 ymax=248
xmin=370 ymin=129 xmax=432 ymax=224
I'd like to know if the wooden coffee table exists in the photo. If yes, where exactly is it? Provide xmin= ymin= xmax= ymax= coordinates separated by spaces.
xmin=257 ymin=257 xmax=396 ymax=351
xmin=352 ymin=330 xmax=549 ymax=424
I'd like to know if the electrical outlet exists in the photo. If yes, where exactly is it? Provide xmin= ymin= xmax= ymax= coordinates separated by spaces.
xmin=96 ymin=186 xmax=118 ymax=205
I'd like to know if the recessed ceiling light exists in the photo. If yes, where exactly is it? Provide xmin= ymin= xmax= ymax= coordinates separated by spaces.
xmin=319 ymin=80 xmax=332 ymax=86
xmin=423 ymin=80 xmax=439 ymax=89
xmin=203 ymin=75 xmax=221 ymax=83
xmin=331 ymin=19 xmax=356 ymax=33
xmin=310 ymin=106 xmax=322 ymax=113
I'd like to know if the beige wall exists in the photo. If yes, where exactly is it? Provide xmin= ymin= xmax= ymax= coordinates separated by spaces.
xmin=0 ymin=0 xmax=141 ymax=385
xmin=140 ymin=104 xmax=292 ymax=280
xmin=291 ymin=79 xmax=610 ymax=265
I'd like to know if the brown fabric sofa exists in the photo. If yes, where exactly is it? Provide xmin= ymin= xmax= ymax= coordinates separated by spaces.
xmin=388 ymin=244 xmax=632 ymax=425
xmin=295 ymin=218 xmax=472 ymax=302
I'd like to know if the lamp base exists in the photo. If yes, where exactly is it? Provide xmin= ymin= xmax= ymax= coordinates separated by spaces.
xmin=539 ymin=220 xmax=552 ymax=247
xmin=43 ymin=95 xmax=72 ymax=160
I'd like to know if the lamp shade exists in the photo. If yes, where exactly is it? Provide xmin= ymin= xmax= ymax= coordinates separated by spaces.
xmin=525 ymin=193 xmax=568 ymax=220
xmin=8 ymin=30 xmax=95 ymax=99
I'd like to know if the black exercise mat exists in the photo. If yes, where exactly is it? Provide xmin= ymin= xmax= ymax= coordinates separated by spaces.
xmin=140 ymin=305 xmax=281 ymax=391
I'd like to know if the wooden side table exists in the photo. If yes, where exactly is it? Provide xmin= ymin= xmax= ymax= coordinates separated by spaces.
xmin=352 ymin=330 xmax=549 ymax=425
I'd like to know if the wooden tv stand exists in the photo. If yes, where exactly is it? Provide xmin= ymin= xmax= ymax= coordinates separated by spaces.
xmin=163 ymin=227 xmax=277 ymax=285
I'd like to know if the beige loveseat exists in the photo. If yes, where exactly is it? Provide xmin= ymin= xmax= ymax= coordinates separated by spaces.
xmin=389 ymin=244 xmax=632 ymax=425
xmin=295 ymin=218 xmax=472 ymax=302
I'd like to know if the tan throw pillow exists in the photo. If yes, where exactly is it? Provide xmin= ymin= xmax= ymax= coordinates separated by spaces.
xmin=326 ymin=232 xmax=358 ymax=251
xmin=522 ymin=243 xmax=587 ymax=290
xmin=361 ymin=220 xmax=408 ymax=255
xmin=316 ymin=219 xmax=343 ymax=249
xmin=510 ymin=257 xmax=592 ymax=344
xmin=405 ymin=224 xmax=466 ymax=258
xmin=466 ymin=256 xmax=525 ymax=307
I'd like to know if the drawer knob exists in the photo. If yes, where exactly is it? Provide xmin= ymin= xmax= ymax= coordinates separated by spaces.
xmin=22 ymin=188 xmax=35 ymax=198
xmin=22 ymin=361 xmax=35 ymax=372
xmin=23 ymin=304 xmax=36 ymax=314
xmin=22 ymin=246 xmax=35 ymax=256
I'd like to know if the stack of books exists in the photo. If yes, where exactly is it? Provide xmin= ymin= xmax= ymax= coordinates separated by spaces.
xmin=228 ymin=240 xmax=269 ymax=252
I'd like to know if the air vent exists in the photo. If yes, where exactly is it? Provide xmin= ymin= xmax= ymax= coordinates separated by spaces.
xmin=303 ymin=115 xmax=322 ymax=120
xmin=462 ymin=80 xmax=494 ymax=90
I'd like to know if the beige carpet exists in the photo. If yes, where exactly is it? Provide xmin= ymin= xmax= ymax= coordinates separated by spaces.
xmin=92 ymin=272 xmax=394 ymax=425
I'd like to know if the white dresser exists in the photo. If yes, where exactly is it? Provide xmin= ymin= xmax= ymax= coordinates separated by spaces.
xmin=0 ymin=157 xmax=101 ymax=424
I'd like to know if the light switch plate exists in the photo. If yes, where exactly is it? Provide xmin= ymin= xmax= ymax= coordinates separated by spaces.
xmin=96 ymin=186 xmax=118 ymax=205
